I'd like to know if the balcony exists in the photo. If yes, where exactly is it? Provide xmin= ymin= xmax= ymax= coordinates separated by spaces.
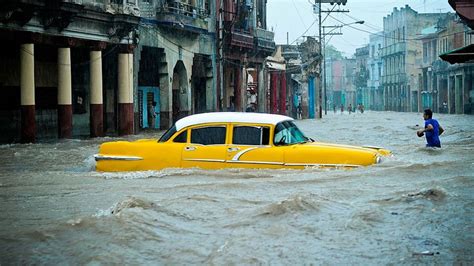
xmin=228 ymin=28 xmax=254 ymax=49
xmin=254 ymin=28 xmax=275 ymax=52
xmin=381 ymin=42 xmax=406 ymax=57
xmin=381 ymin=74 xmax=408 ymax=84
xmin=155 ymin=0 xmax=209 ymax=33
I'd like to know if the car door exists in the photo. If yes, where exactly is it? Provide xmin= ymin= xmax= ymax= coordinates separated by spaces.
xmin=226 ymin=124 xmax=285 ymax=169
xmin=181 ymin=124 xmax=228 ymax=169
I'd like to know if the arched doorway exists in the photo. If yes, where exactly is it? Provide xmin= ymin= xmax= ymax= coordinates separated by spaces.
xmin=192 ymin=54 xmax=212 ymax=114
xmin=172 ymin=61 xmax=188 ymax=123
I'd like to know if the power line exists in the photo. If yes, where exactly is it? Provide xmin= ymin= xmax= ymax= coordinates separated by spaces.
xmin=288 ymin=3 xmax=337 ymax=45
xmin=328 ymin=13 xmax=466 ymax=43
xmin=291 ymin=0 xmax=308 ymax=29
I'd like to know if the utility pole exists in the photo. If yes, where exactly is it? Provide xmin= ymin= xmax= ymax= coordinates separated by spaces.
xmin=318 ymin=0 xmax=322 ymax=119
xmin=315 ymin=0 xmax=353 ymax=117
xmin=315 ymin=0 xmax=349 ymax=118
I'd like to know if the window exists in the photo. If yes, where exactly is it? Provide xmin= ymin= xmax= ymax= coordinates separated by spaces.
xmin=191 ymin=126 xmax=226 ymax=145
xmin=233 ymin=126 xmax=270 ymax=145
xmin=173 ymin=130 xmax=187 ymax=143
xmin=273 ymin=121 xmax=308 ymax=146
xmin=423 ymin=43 xmax=428 ymax=63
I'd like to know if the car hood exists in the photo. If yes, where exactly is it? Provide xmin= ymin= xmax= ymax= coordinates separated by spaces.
xmin=301 ymin=141 xmax=391 ymax=156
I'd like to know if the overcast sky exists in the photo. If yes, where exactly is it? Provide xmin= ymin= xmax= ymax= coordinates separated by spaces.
xmin=267 ymin=0 xmax=453 ymax=56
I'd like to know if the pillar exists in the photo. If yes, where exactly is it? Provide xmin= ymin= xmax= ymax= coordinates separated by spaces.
xmin=235 ymin=67 xmax=242 ymax=111
xmin=58 ymin=47 xmax=73 ymax=139
xmin=258 ymin=66 xmax=265 ymax=113
xmin=90 ymin=50 xmax=104 ymax=137
xmin=280 ymin=71 xmax=287 ymax=115
xmin=271 ymin=72 xmax=278 ymax=114
xmin=447 ymin=74 xmax=451 ymax=114
xmin=118 ymin=52 xmax=134 ymax=135
xmin=20 ymin=43 xmax=36 ymax=143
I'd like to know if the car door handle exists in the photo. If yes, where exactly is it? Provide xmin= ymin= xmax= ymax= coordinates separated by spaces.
xmin=227 ymin=147 xmax=240 ymax=152
xmin=185 ymin=146 xmax=196 ymax=151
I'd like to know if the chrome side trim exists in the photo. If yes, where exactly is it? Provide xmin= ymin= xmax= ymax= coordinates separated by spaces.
xmin=284 ymin=163 xmax=360 ymax=168
xmin=231 ymin=147 xmax=260 ymax=160
xmin=94 ymin=155 xmax=143 ymax=161
xmin=227 ymin=160 xmax=284 ymax=165
xmin=362 ymin=145 xmax=385 ymax=150
xmin=184 ymin=158 xmax=226 ymax=163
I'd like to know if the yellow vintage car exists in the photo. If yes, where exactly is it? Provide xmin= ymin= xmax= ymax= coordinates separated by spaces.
xmin=95 ymin=112 xmax=391 ymax=172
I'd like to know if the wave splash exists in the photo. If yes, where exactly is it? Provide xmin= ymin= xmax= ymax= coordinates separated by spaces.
xmin=94 ymin=197 xmax=156 ymax=217
xmin=256 ymin=194 xmax=320 ymax=217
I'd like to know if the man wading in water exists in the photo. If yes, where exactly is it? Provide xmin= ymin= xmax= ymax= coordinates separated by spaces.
xmin=417 ymin=108 xmax=444 ymax=148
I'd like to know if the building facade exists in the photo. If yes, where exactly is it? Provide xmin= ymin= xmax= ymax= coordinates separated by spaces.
xmin=218 ymin=0 xmax=275 ymax=113
xmin=0 ymin=0 xmax=141 ymax=143
xmin=421 ymin=15 xmax=474 ymax=114
xmin=299 ymin=37 xmax=321 ymax=118
xmin=327 ymin=57 xmax=356 ymax=111
xmin=0 ymin=0 xmax=277 ymax=143
xmin=367 ymin=32 xmax=384 ymax=110
xmin=381 ymin=5 xmax=444 ymax=112
xmin=354 ymin=45 xmax=369 ymax=109
xmin=138 ymin=0 xmax=216 ymax=129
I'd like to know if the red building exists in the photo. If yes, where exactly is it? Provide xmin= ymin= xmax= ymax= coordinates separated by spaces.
xmin=217 ymin=0 xmax=276 ymax=113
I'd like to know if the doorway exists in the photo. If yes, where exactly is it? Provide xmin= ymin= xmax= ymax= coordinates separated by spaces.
xmin=138 ymin=86 xmax=160 ymax=129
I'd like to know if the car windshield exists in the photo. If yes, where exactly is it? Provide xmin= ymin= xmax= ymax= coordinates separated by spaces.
xmin=158 ymin=125 xmax=176 ymax=142
xmin=273 ymin=121 xmax=309 ymax=146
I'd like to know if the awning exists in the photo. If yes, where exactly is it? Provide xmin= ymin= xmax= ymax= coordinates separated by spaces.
xmin=439 ymin=44 xmax=474 ymax=64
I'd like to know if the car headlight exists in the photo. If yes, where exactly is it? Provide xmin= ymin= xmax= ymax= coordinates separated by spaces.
xmin=376 ymin=156 xmax=383 ymax=164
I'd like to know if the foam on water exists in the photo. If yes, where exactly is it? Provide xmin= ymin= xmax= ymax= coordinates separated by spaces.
xmin=1 ymin=111 xmax=473 ymax=264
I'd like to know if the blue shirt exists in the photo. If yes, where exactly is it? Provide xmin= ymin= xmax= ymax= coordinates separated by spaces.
xmin=425 ymin=118 xmax=441 ymax=147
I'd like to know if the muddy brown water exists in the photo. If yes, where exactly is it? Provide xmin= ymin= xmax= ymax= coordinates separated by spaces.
xmin=1 ymin=111 xmax=473 ymax=264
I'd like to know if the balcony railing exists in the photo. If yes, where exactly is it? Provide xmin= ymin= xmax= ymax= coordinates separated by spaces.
xmin=254 ymin=28 xmax=275 ymax=51
xmin=154 ymin=1 xmax=209 ymax=33
xmin=255 ymin=27 xmax=274 ymax=40
xmin=381 ymin=42 xmax=406 ymax=57
xmin=229 ymin=29 xmax=254 ymax=49
xmin=381 ymin=74 xmax=408 ymax=84
xmin=158 ymin=1 xmax=209 ymax=19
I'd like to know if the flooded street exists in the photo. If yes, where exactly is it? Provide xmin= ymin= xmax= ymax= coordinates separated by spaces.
xmin=1 ymin=111 xmax=473 ymax=264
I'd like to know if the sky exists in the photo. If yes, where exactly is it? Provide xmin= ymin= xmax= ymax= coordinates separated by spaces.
xmin=267 ymin=0 xmax=453 ymax=56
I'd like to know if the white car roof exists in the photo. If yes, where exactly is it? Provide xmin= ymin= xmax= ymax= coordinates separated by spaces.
xmin=175 ymin=112 xmax=294 ymax=131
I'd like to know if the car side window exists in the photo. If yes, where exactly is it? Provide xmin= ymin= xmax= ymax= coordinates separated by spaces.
xmin=173 ymin=130 xmax=187 ymax=143
xmin=233 ymin=126 xmax=270 ymax=145
xmin=191 ymin=126 xmax=226 ymax=145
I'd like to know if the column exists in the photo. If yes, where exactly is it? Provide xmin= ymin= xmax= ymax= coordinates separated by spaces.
xmin=58 ymin=47 xmax=72 ymax=138
xmin=257 ymin=66 xmax=265 ymax=113
xmin=20 ymin=43 xmax=36 ymax=143
xmin=90 ymin=50 xmax=103 ymax=137
xmin=280 ymin=71 xmax=287 ymax=115
xmin=118 ymin=52 xmax=134 ymax=135
xmin=447 ymin=74 xmax=451 ymax=114
xmin=271 ymin=72 xmax=278 ymax=114
xmin=436 ymin=75 xmax=440 ymax=113
xmin=235 ymin=67 xmax=242 ymax=111
xmin=159 ymin=72 xmax=170 ymax=129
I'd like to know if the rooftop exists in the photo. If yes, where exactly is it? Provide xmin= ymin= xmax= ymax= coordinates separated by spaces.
xmin=175 ymin=112 xmax=293 ymax=131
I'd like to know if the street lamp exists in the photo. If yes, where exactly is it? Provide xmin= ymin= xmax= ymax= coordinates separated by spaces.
xmin=322 ymin=20 xmax=364 ymax=115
